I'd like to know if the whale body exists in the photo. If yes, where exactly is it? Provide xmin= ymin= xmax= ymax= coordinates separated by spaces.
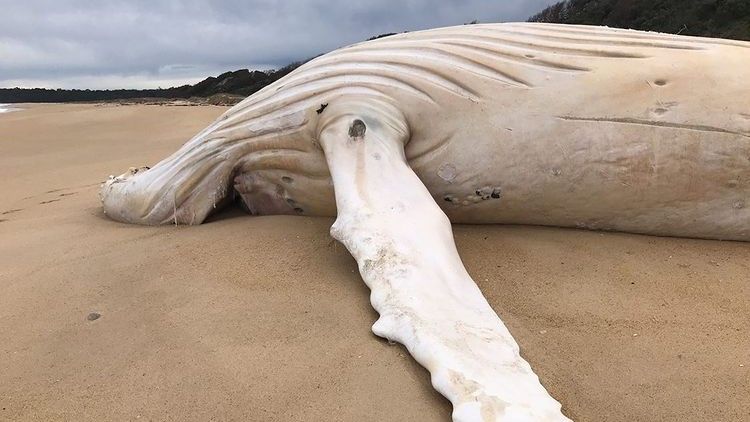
xmin=101 ymin=22 xmax=750 ymax=240
xmin=100 ymin=23 xmax=750 ymax=422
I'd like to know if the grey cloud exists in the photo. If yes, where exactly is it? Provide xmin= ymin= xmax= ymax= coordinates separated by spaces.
xmin=0 ymin=0 xmax=559 ymax=88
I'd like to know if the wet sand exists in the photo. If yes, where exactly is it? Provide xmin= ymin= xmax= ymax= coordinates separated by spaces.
xmin=0 ymin=104 xmax=747 ymax=421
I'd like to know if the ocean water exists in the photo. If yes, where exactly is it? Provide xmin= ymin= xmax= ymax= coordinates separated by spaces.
xmin=0 ymin=103 xmax=19 ymax=113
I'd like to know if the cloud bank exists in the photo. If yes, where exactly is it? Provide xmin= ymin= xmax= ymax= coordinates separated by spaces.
xmin=0 ymin=0 xmax=559 ymax=89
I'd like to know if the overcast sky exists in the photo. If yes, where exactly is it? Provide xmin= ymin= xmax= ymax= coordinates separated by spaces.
xmin=0 ymin=0 xmax=560 ymax=89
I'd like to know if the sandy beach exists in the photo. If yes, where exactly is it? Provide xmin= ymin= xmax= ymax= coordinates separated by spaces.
xmin=0 ymin=103 xmax=747 ymax=422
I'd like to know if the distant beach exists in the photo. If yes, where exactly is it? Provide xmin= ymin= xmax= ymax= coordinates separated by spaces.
xmin=0 ymin=103 xmax=20 ymax=113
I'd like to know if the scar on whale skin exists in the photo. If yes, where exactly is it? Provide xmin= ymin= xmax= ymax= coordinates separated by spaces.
xmin=438 ymin=163 xmax=457 ymax=183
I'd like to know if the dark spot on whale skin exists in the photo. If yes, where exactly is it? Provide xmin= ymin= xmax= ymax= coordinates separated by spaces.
xmin=654 ymin=79 xmax=668 ymax=86
xmin=349 ymin=119 xmax=366 ymax=138
xmin=286 ymin=198 xmax=297 ymax=206
xmin=294 ymin=207 xmax=304 ymax=214
xmin=443 ymin=194 xmax=459 ymax=204
xmin=316 ymin=103 xmax=328 ymax=114
xmin=474 ymin=186 xmax=503 ymax=200
xmin=87 ymin=312 xmax=101 ymax=321
xmin=281 ymin=176 xmax=293 ymax=184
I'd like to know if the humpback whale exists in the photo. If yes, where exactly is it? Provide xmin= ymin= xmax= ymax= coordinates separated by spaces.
xmin=101 ymin=23 xmax=750 ymax=421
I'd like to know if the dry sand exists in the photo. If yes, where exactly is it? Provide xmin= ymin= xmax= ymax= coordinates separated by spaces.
xmin=0 ymin=103 xmax=747 ymax=422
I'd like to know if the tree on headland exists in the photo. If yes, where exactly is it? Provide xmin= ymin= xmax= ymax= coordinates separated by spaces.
xmin=0 ymin=63 xmax=309 ymax=104
xmin=528 ymin=0 xmax=750 ymax=41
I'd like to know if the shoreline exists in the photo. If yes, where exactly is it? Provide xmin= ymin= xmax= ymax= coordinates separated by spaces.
xmin=0 ymin=103 xmax=21 ymax=113
xmin=0 ymin=94 xmax=243 ymax=108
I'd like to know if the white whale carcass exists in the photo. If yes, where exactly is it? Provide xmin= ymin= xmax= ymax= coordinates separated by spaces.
xmin=100 ymin=23 xmax=750 ymax=422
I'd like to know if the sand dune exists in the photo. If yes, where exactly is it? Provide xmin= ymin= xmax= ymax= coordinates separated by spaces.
xmin=0 ymin=104 xmax=747 ymax=421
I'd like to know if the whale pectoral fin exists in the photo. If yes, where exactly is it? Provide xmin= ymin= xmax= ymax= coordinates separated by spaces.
xmin=318 ymin=100 xmax=570 ymax=422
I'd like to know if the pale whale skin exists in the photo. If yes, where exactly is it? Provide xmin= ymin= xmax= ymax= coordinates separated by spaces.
xmin=101 ymin=22 xmax=750 ymax=239
xmin=99 ymin=23 xmax=750 ymax=422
